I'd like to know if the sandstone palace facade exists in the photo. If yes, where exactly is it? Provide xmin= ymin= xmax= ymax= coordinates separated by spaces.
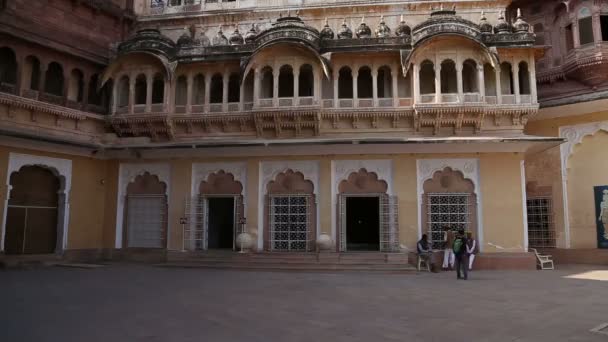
xmin=1 ymin=0 xmax=607 ymax=268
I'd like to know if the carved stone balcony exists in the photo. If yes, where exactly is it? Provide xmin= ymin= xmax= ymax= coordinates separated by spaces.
xmin=563 ymin=42 xmax=608 ymax=86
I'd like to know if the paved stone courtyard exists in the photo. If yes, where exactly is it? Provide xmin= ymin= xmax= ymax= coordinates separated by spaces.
xmin=1 ymin=264 xmax=607 ymax=342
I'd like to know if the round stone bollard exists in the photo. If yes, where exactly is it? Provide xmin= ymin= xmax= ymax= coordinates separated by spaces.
xmin=316 ymin=233 xmax=334 ymax=251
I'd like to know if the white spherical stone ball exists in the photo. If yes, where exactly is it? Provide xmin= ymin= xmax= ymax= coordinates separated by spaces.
xmin=236 ymin=232 xmax=254 ymax=250
xmin=316 ymin=233 xmax=334 ymax=251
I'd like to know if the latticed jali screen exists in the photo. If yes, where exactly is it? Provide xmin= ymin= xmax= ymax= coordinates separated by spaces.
xmin=526 ymin=196 xmax=556 ymax=248
xmin=126 ymin=195 xmax=167 ymax=248
xmin=268 ymin=195 xmax=313 ymax=251
xmin=426 ymin=193 xmax=471 ymax=249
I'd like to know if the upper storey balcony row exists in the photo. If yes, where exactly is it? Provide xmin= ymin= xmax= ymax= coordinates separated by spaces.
xmin=109 ymin=57 xmax=537 ymax=117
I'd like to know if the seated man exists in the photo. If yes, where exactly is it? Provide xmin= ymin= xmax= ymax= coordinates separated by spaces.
xmin=417 ymin=234 xmax=433 ymax=269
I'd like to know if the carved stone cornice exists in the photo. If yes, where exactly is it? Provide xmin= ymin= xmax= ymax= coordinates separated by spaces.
xmin=0 ymin=92 xmax=102 ymax=121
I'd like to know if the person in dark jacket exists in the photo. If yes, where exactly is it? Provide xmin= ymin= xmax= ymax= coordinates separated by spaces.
xmin=417 ymin=234 xmax=433 ymax=269
xmin=453 ymin=229 xmax=469 ymax=280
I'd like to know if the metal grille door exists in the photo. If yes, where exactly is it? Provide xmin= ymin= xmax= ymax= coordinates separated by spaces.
xmin=269 ymin=195 xmax=312 ymax=251
xmin=526 ymin=196 xmax=556 ymax=248
xmin=380 ymin=195 xmax=400 ymax=252
xmin=126 ymin=195 xmax=167 ymax=248
xmin=427 ymin=193 xmax=471 ymax=249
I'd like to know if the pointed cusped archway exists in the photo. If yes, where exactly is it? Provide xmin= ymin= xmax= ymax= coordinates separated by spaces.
xmin=264 ymin=169 xmax=316 ymax=252
xmin=196 ymin=170 xmax=245 ymax=251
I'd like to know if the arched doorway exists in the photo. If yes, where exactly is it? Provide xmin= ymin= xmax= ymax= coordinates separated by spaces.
xmin=124 ymin=172 xmax=168 ymax=248
xmin=197 ymin=170 xmax=244 ymax=250
xmin=5 ymin=166 xmax=60 ymax=254
xmin=265 ymin=169 xmax=316 ymax=252
xmin=337 ymin=169 xmax=398 ymax=252
xmin=421 ymin=167 xmax=478 ymax=250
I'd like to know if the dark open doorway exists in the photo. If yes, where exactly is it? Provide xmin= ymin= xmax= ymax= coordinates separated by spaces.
xmin=346 ymin=196 xmax=380 ymax=251
xmin=207 ymin=197 xmax=235 ymax=249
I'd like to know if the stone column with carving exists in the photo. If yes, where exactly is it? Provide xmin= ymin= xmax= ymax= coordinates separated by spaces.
xmin=391 ymin=67 xmax=399 ymax=107
xmin=313 ymin=68 xmax=321 ymax=105
xmin=62 ymin=70 xmax=70 ymax=104
xmin=371 ymin=68 xmax=378 ymax=106
xmin=413 ymin=63 xmax=420 ymax=104
xmin=186 ymin=72 xmax=193 ymax=114
xmin=239 ymin=76 xmax=245 ymax=111
xmin=495 ymin=66 xmax=502 ymax=104
xmin=222 ymin=73 xmax=229 ymax=111
xmin=293 ymin=67 xmax=300 ymax=106
xmin=82 ymin=74 xmax=89 ymax=109
xmin=477 ymin=64 xmax=485 ymax=101
xmin=456 ymin=63 xmax=463 ymax=103
xmin=38 ymin=62 xmax=48 ymax=98
xmin=529 ymin=53 xmax=538 ymax=104
xmin=435 ymin=64 xmax=441 ymax=103
xmin=145 ymin=72 xmax=153 ymax=112
xmin=593 ymin=12 xmax=602 ymax=45
xmin=273 ymin=70 xmax=279 ymax=107
xmin=253 ymin=68 xmax=260 ymax=108
xmin=112 ymin=78 xmax=118 ymax=114
xmin=333 ymin=73 xmax=339 ymax=108
xmin=573 ymin=20 xmax=580 ymax=48
xmin=352 ymin=68 xmax=358 ymax=108
xmin=513 ymin=62 xmax=520 ymax=104
xmin=204 ymin=74 xmax=211 ymax=113
xmin=128 ymin=73 xmax=135 ymax=114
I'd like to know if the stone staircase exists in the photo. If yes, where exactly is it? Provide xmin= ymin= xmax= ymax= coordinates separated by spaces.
xmin=160 ymin=251 xmax=417 ymax=273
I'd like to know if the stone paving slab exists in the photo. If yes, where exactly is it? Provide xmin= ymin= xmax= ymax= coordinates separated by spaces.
xmin=0 ymin=264 xmax=607 ymax=342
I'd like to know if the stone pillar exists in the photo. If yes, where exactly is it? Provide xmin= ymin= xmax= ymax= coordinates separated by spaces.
xmin=333 ymin=73 xmax=339 ymax=108
xmin=239 ymin=77 xmax=245 ymax=111
xmin=371 ymin=69 xmax=378 ymax=106
xmin=273 ymin=71 xmax=279 ymax=106
xmin=477 ymin=65 xmax=485 ymax=100
xmin=128 ymin=73 xmax=135 ymax=114
xmin=145 ymin=72 xmax=153 ymax=112
xmin=38 ymin=63 xmax=47 ymax=96
xmin=435 ymin=64 xmax=441 ymax=103
xmin=513 ymin=62 xmax=520 ymax=104
xmin=352 ymin=69 xmax=358 ymax=108
xmin=62 ymin=70 xmax=70 ymax=102
xmin=112 ymin=79 xmax=118 ymax=114
xmin=495 ymin=66 xmax=502 ymax=104
xmin=413 ymin=63 xmax=420 ymax=103
xmin=82 ymin=75 xmax=90 ymax=108
xmin=529 ymin=54 xmax=538 ymax=104
xmin=456 ymin=64 xmax=463 ymax=103
xmin=573 ymin=20 xmax=580 ymax=48
xmin=222 ymin=73 xmax=229 ymax=111
xmin=391 ymin=67 xmax=399 ymax=107
xmin=313 ymin=69 xmax=321 ymax=105
xmin=253 ymin=68 xmax=260 ymax=108
xmin=186 ymin=72 xmax=193 ymax=114
xmin=293 ymin=68 xmax=300 ymax=106
xmin=204 ymin=74 xmax=211 ymax=112
xmin=164 ymin=78 xmax=171 ymax=113
xmin=593 ymin=13 xmax=602 ymax=44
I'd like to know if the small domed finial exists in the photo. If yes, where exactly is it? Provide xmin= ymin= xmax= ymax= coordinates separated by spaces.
xmin=517 ymin=8 xmax=522 ymax=18
xmin=400 ymin=14 xmax=404 ymax=22
xmin=361 ymin=15 xmax=365 ymax=23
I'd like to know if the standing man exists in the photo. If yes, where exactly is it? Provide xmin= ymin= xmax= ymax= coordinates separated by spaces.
xmin=466 ymin=231 xmax=477 ymax=270
xmin=442 ymin=228 xmax=455 ymax=270
xmin=453 ymin=229 xmax=469 ymax=280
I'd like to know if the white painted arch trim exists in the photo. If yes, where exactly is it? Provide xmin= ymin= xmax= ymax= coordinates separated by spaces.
xmin=1 ymin=153 xmax=72 ymax=253
xmin=115 ymin=163 xmax=171 ymax=249
xmin=191 ymin=162 xmax=248 ymax=205
xmin=558 ymin=120 xmax=608 ymax=248
xmin=258 ymin=160 xmax=320 ymax=250
xmin=331 ymin=159 xmax=394 ymax=243
xmin=415 ymin=158 xmax=484 ymax=252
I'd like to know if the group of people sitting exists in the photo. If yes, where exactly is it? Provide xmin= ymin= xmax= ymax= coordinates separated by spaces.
xmin=417 ymin=228 xmax=478 ymax=280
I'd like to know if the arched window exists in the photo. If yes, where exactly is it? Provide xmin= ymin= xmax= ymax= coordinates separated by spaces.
xmin=338 ymin=66 xmax=353 ymax=98
xmin=518 ymin=61 xmax=531 ymax=95
xmin=419 ymin=60 xmax=435 ymax=95
xmin=68 ymin=69 xmax=84 ymax=102
xmin=88 ymin=74 xmax=101 ymax=105
xmin=44 ymin=62 xmax=64 ymax=96
xmin=135 ymin=74 xmax=147 ymax=105
xmin=299 ymin=64 xmax=314 ymax=97
xmin=175 ymin=75 xmax=188 ymax=106
xmin=228 ymin=73 xmax=240 ymax=102
xmin=260 ymin=67 xmax=273 ymax=99
xmin=440 ymin=59 xmax=457 ymax=93
xmin=117 ymin=75 xmax=129 ymax=108
xmin=377 ymin=65 xmax=392 ymax=98
xmin=500 ymin=62 xmax=514 ymax=95
xmin=278 ymin=65 xmax=294 ymax=98
xmin=578 ymin=7 xmax=594 ymax=45
xmin=462 ymin=59 xmax=478 ymax=93
xmin=152 ymin=73 xmax=164 ymax=104
xmin=0 ymin=47 xmax=17 ymax=87
xmin=24 ymin=56 xmax=40 ymax=91
xmin=192 ymin=74 xmax=205 ymax=105
xmin=210 ymin=73 xmax=223 ymax=103
xmin=397 ymin=68 xmax=412 ymax=98
xmin=100 ymin=79 xmax=112 ymax=114
xmin=357 ymin=66 xmax=373 ymax=98
xmin=483 ymin=63 xmax=497 ymax=96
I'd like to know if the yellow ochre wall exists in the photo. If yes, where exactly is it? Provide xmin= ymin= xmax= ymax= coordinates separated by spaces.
xmin=0 ymin=147 xmax=527 ymax=254
xmin=526 ymin=108 xmax=608 ymax=249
